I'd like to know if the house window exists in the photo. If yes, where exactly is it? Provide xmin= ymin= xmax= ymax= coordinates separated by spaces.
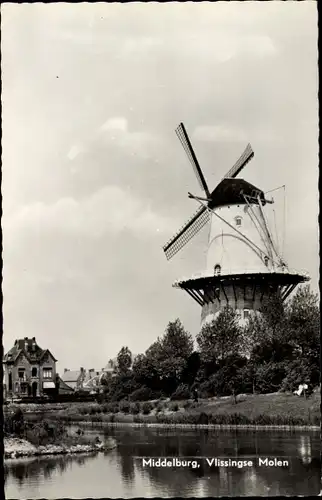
xmin=15 ymin=382 xmax=19 ymax=393
xmin=43 ymin=368 xmax=53 ymax=379
xmin=21 ymin=383 xmax=28 ymax=394
xmin=18 ymin=368 xmax=26 ymax=381
xmin=32 ymin=367 xmax=37 ymax=377
xmin=235 ymin=216 xmax=242 ymax=227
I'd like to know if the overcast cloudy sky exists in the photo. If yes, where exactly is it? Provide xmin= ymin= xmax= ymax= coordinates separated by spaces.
xmin=2 ymin=2 xmax=318 ymax=373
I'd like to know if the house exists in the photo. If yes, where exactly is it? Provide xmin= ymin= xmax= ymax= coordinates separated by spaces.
xmin=61 ymin=367 xmax=87 ymax=391
xmin=103 ymin=359 xmax=117 ymax=375
xmin=82 ymin=369 xmax=103 ymax=392
xmin=3 ymin=337 xmax=57 ymax=399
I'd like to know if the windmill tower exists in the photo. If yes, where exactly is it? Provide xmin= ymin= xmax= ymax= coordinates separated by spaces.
xmin=163 ymin=123 xmax=309 ymax=325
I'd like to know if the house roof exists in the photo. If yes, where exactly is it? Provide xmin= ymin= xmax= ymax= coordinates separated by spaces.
xmin=3 ymin=338 xmax=58 ymax=364
xmin=61 ymin=370 xmax=82 ymax=383
xmin=57 ymin=376 xmax=74 ymax=392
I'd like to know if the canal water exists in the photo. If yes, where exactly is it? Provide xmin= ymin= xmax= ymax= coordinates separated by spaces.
xmin=4 ymin=427 xmax=321 ymax=498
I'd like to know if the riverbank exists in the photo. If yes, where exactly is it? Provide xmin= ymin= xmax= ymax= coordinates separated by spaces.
xmin=74 ymin=421 xmax=320 ymax=431
xmin=7 ymin=392 xmax=320 ymax=428
xmin=4 ymin=436 xmax=117 ymax=459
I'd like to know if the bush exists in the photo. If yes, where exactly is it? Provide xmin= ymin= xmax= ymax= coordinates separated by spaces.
xmin=4 ymin=407 xmax=25 ymax=436
xmin=280 ymin=359 xmax=320 ymax=393
xmin=130 ymin=386 xmax=154 ymax=402
xmin=171 ymin=403 xmax=179 ymax=412
xmin=104 ymin=402 xmax=119 ymax=413
xmin=155 ymin=403 xmax=163 ymax=413
xmin=170 ymin=384 xmax=191 ymax=400
xmin=254 ymin=363 xmax=286 ymax=394
xmin=183 ymin=401 xmax=192 ymax=411
xmin=79 ymin=406 xmax=89 ymax=415
xmin=119 ymin=401 xmax=130 ymax=414
xmin=141 ymin=402 xmax=153 ymax=415
xmin=24 ymin=419 xmax=67 ymax=446
xmin=89 ymin=404 xmax=101 ymax=415
xmin=130 ymin=402 xmax=141 ymax=415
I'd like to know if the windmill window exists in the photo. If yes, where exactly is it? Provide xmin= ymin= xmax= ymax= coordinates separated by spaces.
xmin=214 ymin=264 xmax=221 ymax=276
xmin=235 ymin=216 xmax=242 ymax=227
xmin=264 ymin=256 xmax=269 ymax=267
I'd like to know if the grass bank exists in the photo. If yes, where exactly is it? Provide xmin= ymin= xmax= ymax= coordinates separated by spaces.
xmin=17 ymin=392 xmax=320 ymax=429
xmin=3 ymin=409 xmax=116 ymax=459
xmin=4 ymin=436 xmax=116 ymax=459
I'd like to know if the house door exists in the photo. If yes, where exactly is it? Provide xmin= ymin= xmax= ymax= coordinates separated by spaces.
xmin=32 ymin=382 xmax=37 ymax=398
xmin=28 ymin=384 xmax=32 ymax=396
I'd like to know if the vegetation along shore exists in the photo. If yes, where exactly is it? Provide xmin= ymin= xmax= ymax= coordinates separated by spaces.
xmin=4 ymin=286 xmax=320 ymax=459
xmin=71 ymin=286 xmax=319 ymax=419
xmin=3 ymin=407 xmax=116 ymax=460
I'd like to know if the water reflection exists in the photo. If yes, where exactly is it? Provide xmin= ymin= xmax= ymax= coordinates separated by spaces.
xmin=5 ymin=453 xmax=94 ymax=486
xmin=5 ymin=428 xmax=321 ymax=498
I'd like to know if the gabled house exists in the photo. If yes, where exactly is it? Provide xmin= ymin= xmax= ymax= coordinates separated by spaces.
xmin=3 ymin=337 xmax=57 ymax=399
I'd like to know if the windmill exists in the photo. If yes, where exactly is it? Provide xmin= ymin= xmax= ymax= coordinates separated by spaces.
xmin=163 ymin=123 xmax=309 ymax=324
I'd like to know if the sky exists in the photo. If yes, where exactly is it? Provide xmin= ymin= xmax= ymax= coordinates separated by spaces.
xmin=1 ymin=2 xmax=319 ymax=374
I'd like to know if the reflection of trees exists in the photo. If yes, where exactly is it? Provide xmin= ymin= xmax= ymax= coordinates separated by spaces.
xmin=5 ymin=453 xmax=96 ymax=487
xmin=118 ymin=453 xmax=135 ymax=485
xmin=252 ymin=456 xmax=321 ymax=497
xmin=6 ymin=429 xmax=319 ymax=497
xmin=113 ymin=428 xmax=320 ymax=497
xmin=136 ymin=458 xmax=203 ymax=498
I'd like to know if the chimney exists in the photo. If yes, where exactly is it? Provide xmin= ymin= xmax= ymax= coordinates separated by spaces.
xmin=64 ymin=368 xmax=69 ymax=373
xmin=24 ymin=338 xmax=28 ymax=351
xmin=32 ymin=337 xmax=36 ymax=351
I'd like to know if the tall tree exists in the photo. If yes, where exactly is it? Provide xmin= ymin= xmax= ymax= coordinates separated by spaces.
xmin=196 ymin=307 xmax=243 ymax=364
xmin=160 ymin=319 xmax=194 ymax=391
xmin=162 ymin=319 xmax=194 ymax=360
xmin=116 ymin=346 xmax=132 ymax=376
xmin=286 ymin=285 xmax=320 ymax=360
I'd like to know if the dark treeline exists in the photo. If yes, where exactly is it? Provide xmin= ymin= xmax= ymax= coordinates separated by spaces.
xmin=101 ymin=286 xmax=320 ymax=402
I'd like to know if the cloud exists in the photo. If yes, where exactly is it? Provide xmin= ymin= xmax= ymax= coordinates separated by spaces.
xmin=193 ymin=125 xmax=248 ymax=143
xmin=3 ymin=185 xmax=177 ymax=244
xmin=193 ymin=125 xmax=278 ymax=144
xmin=100 ymin=117 xmax=128 ymax=132
xmin=67 ymin=143 xmax=85 ymax=160
xmin=97 ymin=117 xmax=162 ymax=160
xmin=178 ymin=33 xmax=276 ymax=63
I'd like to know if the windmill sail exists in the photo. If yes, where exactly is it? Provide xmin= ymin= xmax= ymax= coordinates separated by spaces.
xmin=163 ymin=205 xmax=210 ymax=260
xmin=176 ymin=123 xmax=210 ymax=197
xmin=223 ymin=143 xmax=254 ymax=179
